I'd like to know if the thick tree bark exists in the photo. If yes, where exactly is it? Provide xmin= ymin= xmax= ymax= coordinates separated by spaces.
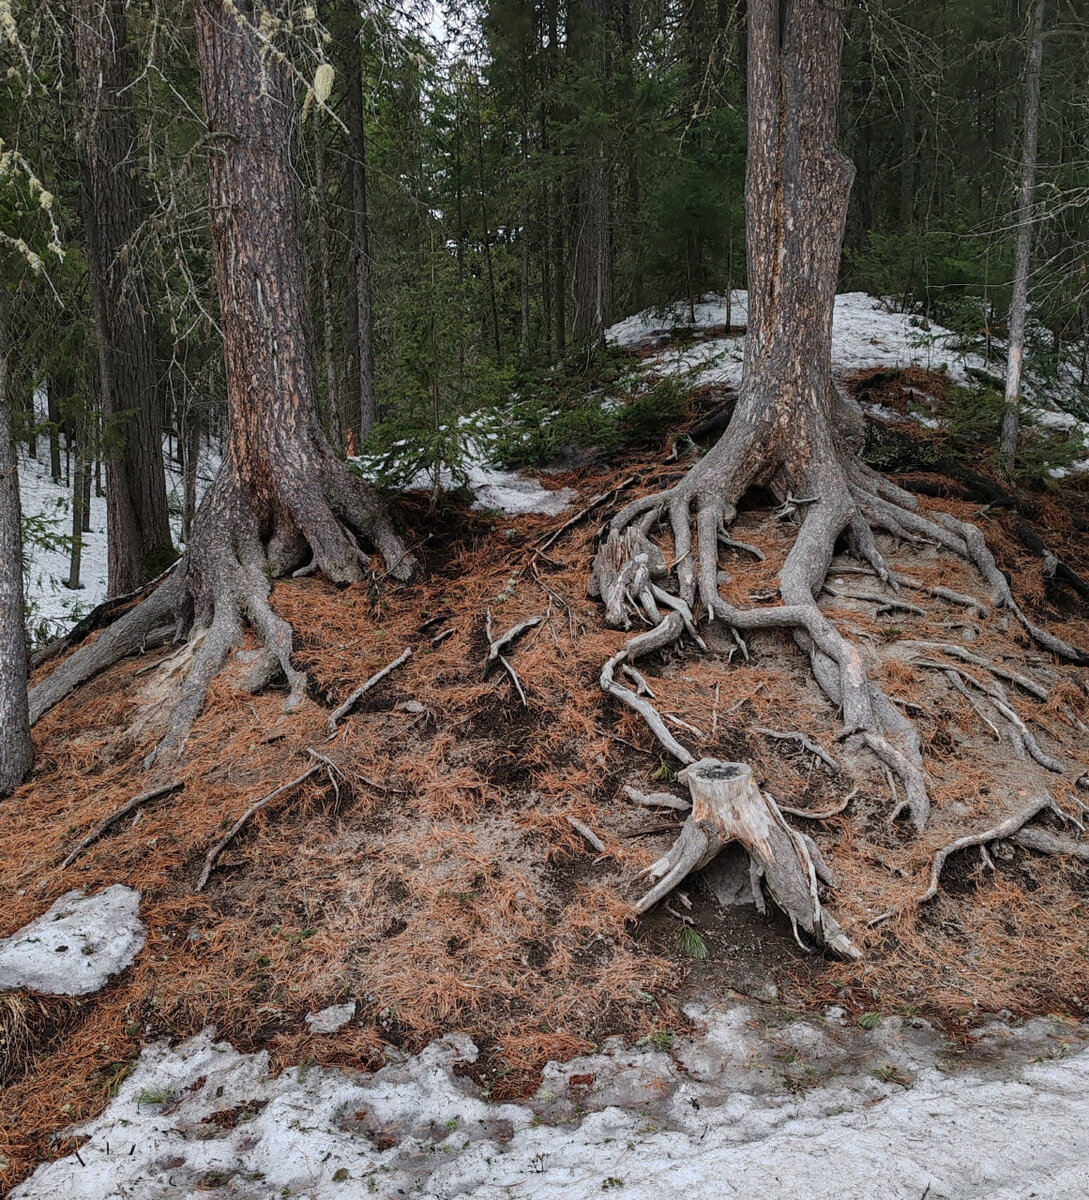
xmin=342 ymin=21 xmax=377 ymax=437
xmin=0 ymin=310 xmax=32 ymax=798
xmin=998 ymin=0 xmax=1047 ymax=472
xmin=74 ymin=0 xmax=173 ymax=596
xmin=29 ymin=0 xmax=412 ymax=752
xmin=569 ymin=0 xmax=613 ymax=346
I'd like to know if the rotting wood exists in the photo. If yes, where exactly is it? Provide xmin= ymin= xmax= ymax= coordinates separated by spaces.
xmin=326 ymin=647 xmax=413 ymax=734
xmin=62 ymin=782 xmax=184 ymax=868
xmin=634 ymin=758 xmax=858 ymax=960
xmin=920 ymin=793 xmax=1063 ymax=901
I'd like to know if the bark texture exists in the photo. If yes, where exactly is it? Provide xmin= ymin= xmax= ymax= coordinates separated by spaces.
xmin=0 ymin=311 xmax=32 ymax=798
xmin=998 ymin=0 xmax=1047 ymax=470
xmin=74 ymin=0 xmax=173 ymax=596
xmin=29 ymin=0 xmax=412 ymax=754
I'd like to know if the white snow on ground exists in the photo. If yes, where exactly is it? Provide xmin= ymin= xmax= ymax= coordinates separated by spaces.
xmin=609 ymin=291 xmax=1089 ymax=476
xmin=0 ymin=886 xmax=145 ymax=996
xmin=13 ymin=1004 xmax=1089 ymax=1199
xmin=18 ymin=432 xmax=221 ymax=643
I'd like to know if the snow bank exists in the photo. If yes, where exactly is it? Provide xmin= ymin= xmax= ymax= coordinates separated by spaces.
xmin=0 ymin=885 xmax=145 ymax=996
xmin=14 ymin=1003 xmax=1089 ymax=1199
xmin=608 ymin=291 xmax=987 ymax=390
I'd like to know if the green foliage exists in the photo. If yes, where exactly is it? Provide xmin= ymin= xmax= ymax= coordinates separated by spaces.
xmin=676 ymin=925 xmax=708 ymax=960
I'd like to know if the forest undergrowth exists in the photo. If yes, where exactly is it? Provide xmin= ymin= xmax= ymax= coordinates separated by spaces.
xmin=2 ymin=370 xmax=1089 ymax=1190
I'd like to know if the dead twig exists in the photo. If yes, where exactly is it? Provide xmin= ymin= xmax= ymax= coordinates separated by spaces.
xmin=567 ymin=816 xmax=607 ymax=853
xmin=535 ymin=477 xmax=636 ymax=555
xmin=752 ymin=727 xmax=840 ymax=773
xmin=778 ymin=789 xmax=854 ymax=820
xmin=196 ymin=763 xmax=323 ymax=892
xmin=62 ymin=782 xmax=184 ymax=868
xmin=326 ymin=647 xmax=413 ymax=734
xmin=484 ymin=610 xmax=544 ymax=707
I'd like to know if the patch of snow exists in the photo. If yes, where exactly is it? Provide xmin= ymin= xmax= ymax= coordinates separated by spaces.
xmin=0 ymin=885 xmax=145 ymax=996
xmin=14 ymin=1004 xmax=1089 ymax=1199
xmin=305 ymin=1003 xmax=356 ymax=1034
xmin=19 ymin=428 xmax=220 ymax=643
xmin=466 ymin=467 xmax=577 ymax=515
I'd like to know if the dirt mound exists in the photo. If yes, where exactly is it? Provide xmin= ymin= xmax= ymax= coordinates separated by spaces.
xmin=3 ymin=423 xmax=1089 ymax=1191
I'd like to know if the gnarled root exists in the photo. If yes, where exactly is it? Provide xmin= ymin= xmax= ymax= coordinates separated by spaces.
xmin=635 ymin=759 xmax=859 ymax=960
xmin=920 ymin=792 xmax=1082 ymax=901
xmin=29 ymin=462 xmax=414 ymax=763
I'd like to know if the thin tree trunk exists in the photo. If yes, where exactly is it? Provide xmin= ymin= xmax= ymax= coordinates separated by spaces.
xmin=182 ymin=402 xmax=199 ymax=544
xmin=999 ymin=0 xmax=1047 ymax=472
xmin=47 ymin=381 xmax=61 ymax=483
xmin=0 ymin=308 xmax=32 ymax=798
xmin=66 ymin=424 xmax=85 ymax=591
xmin=74 ymin=0 xmax=173 ymax=595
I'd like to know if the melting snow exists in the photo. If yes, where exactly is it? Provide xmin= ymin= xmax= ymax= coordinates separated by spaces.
xmin=12 ymin=1006 xmax=1089 ymax=1199
xmin=0 ymin=885 xmax=145 ymax=996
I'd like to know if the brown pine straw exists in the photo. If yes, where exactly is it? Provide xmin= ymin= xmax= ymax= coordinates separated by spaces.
xmin=3 ymin=413 xmax=1089 ymax=1190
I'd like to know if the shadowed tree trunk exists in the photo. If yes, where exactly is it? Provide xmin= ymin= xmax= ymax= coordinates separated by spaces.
xmin=30 ymin=0 xmax=413 ymax=759
xmin=74 ymin=0 xmax=173 ymax=596
xmin=0 ymin=309 xmax=31 ymax=798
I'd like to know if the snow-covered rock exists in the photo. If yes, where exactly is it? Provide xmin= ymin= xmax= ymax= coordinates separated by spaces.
xmin=0 ymin=885 xmax=146 ymax=996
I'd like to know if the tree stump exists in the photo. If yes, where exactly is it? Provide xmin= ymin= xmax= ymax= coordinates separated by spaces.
xmin=635 ymin=759 xmax=859 ymax=960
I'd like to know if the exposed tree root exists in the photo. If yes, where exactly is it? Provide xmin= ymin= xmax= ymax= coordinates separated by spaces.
xmin=634 ymin=760 xmax=859 ymax=960
xmin=29 ymin=463 xmax=414 ymax=764
xmin=920 ymin=793 xmax=1078 ymax=901
xmin=752 ymin=727 xmax=840 ymax=774
xmin=326 ymin=647 xmax=413 ymax=735
xmin=592 ymin=436 xmax=1086 ymax=838
xmin=61 ymin=782 xmax=184 ymax=868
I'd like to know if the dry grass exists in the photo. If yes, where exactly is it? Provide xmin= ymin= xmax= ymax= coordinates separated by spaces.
xmin=3 ymin=414 xmax=1089 ymax=1190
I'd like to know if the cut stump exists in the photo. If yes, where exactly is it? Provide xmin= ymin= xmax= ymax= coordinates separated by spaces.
xmin=635 ymin=759 xmax=859 ymax=960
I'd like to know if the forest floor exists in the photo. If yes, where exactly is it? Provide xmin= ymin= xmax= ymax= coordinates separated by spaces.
xmin=5 ymin=303 xmax=1089 ymax=1195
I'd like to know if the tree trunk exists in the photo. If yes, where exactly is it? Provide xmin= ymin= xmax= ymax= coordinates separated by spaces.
xmin=0 ymin=309 xmax=32 ymax=798
xmin=66 ymin=422 xmax=85 ymax=591
xmin=29 ymin=0 xmax=412 ymax=755
xmin=999 ymin=0 xmax=1047 ymax=472
xmin=342 ymin=22 xmax=377 ymax=437
xmin=47 ymin=381 xmax=61 ymax=483
xmin=74 ymin=0 xmax=173 ymax=596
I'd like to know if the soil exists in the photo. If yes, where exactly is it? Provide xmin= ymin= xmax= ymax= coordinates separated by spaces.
xmin=2 ymin=373 xmax=1089 ymax=1192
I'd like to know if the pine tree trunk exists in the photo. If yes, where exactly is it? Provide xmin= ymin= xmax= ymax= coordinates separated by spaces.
xmin=28 ymin=0 xmax=414 ymax=748
xmin=343 ymin=23 xmax=377 ymax=437
xmin=74 ymin=0 xmax=173 ymax=596
xmin=0 ymin=309 xmax=32 ymax=798
xmin=999 ymin=0 xmax=1047 ymax=472
xmin=47 ymin=381 xmax=61 ymax=483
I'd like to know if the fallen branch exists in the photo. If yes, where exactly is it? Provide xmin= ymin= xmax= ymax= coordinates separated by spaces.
xmin=535 ymin=477 xmax=636 ymax=555
xmin=567 ymin=816 xmax=607 ymax=853
xmin=62 ymin=782 xmax=184 ymax=868
xmin=752 ymin=727 xmax=840 ymax=773
xmin=326 ymin=648 xmax=413 ymax=734
xmin=920 ymin=794 xmax=1059 ymax=901
xmin=196 ymin=762 xmax=323 ymax=892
